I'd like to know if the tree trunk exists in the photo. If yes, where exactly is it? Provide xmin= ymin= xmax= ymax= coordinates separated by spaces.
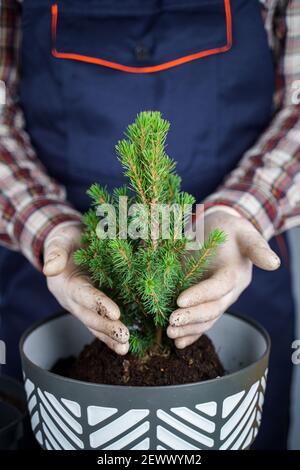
xmin=155 ymin=327 xmax=163 ymax=347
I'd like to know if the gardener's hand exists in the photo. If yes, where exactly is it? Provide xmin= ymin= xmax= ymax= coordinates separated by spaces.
xmin=43 ymin=223 xmax=129 ymax=355
xmin=167 ymin=210 xmax=280 ymax=349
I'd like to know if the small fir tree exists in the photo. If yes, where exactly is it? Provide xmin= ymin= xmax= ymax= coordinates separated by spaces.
xmin=74 ymin=112 xmax=225 ymax=357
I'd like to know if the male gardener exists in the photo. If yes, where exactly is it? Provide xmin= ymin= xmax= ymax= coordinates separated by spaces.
xmin=0 ymin=0 xmax=299 ymax=450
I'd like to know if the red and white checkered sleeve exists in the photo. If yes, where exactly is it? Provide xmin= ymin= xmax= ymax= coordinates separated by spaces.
xmin=0 ymin=1 xmax=82 ymax=269
xmin=204 ymin=0 xmax=300 ymax=240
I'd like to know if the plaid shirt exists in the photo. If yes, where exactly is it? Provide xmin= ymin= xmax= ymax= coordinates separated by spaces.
xmin=0 ymin=1 xmax=300 ymax=270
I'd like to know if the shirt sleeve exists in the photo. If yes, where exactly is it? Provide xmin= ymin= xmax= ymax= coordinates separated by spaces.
xmin=0 ymin=0 xmax=82 ymax=269
xmin=204 ymin=0 xmax=300 ymax=241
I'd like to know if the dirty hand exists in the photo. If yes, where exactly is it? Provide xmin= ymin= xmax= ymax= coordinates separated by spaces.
xmin=43 ymin=223 xmax=129 ymax=354
xmin=167 ymin=210 xmax=281 ymax=349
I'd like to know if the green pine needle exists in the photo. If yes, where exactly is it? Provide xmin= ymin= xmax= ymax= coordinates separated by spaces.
xmin=87 ymin=183 xmax=110 ymax=206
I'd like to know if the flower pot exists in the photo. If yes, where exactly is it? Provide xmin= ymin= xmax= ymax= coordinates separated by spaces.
xmin=0 ymin=376 xmax=27 ymax=449
xmin=20 ymin=312 xmax=270 ymax=450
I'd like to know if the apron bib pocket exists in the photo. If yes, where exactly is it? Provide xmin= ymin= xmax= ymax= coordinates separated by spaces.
xmin=50 ymin=0 xmax=232 ymax=183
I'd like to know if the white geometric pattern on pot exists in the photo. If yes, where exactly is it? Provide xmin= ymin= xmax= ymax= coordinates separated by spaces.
xmin=103 ymin=422 xmax=150 ymax=450
xmin=25 ymin=376 xmax=151 ymax=450
xmin=220 ymin=380 xmax=259 ymax=442
xmin=156 ymin=405 xmax=216 ymax=449
xmin=27 ymin=394 xmax=37 ymax=414
xmin=254 ymin=368 xmax=268 ymax=432
xmin=35 ymin=430 xmax=43 ymax=446
xmin=61 ymin=398 xmax=81 ymax=418
xmin=157 ymin=425 xmax=199 ymax=450
xmin=38 ymin=388 xmax=84 ymax=450
xmin=129 ymin=436 xmax=150 ymax=450
xmin=87 ymin=405 xmax=117 ymax=426
xmin=195 ymin=401 xmax=217 ymax=417
xmin=42 ymin=422 xmax=61 ymax=450
xmin=170 ymin=407 xmax=216 ymax=433
xmin=24 ymin=367 xmax=268 ymax=450
xmin=24 ymin=378 xmax=44 ymax=448
xmin=44 ymin=391 xmax=83 ymax=434
xmin=89 ymin=409 xmax=150 ymax=449
xmin=222 ymin=391 xmax=245 ymax=419
xmin=24 ymin=378 xmax=35 ymax=398
xmin=219 ymin=372 xmax=269 ymax=450
xmin=39 ymin=403 xmax=77 ymax=450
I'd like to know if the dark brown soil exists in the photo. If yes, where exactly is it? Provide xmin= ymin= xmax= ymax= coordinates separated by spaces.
xmin=52 ymin=335 xmax=224 ymax=386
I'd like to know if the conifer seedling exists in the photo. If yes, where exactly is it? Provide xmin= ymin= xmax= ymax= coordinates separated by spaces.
xmin=74 ymin=112 xmax=225 ymax=357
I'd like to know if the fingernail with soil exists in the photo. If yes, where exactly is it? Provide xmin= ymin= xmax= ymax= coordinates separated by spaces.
xmin=112 ymin=327 xmax=129 ymax=343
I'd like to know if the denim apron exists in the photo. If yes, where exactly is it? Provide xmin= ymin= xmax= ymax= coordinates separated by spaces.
xmin=0 ymin=0 xmax=294 ymax=449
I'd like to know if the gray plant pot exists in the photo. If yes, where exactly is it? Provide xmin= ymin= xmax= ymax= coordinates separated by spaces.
xmin=20 ymin=312 xmax=270 ymax=450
